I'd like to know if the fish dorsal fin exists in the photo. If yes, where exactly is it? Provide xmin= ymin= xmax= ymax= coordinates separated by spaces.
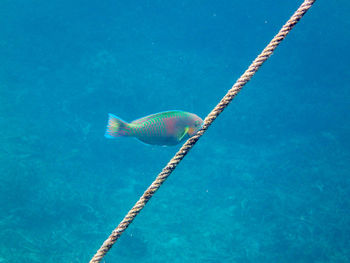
xmin=177 ymin=126 xmax=189 ymax=141
xmin=131 ymin=110 xmax=186 ymax=125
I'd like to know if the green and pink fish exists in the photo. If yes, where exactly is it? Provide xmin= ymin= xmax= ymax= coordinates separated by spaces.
xmin=105 ymin=110 xmax=203 ymax=146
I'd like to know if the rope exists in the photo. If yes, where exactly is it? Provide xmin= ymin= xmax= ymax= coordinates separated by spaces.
xmin=89 ymin=0 xmax=316 ymax=262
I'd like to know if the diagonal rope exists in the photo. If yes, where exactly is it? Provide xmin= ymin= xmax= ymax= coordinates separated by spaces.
xmin=89 ymin=0 xmax=316 ymax=262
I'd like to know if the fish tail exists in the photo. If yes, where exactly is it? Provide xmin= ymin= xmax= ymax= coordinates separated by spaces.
xmin=105 ymin=114 xmax=132 ymax=138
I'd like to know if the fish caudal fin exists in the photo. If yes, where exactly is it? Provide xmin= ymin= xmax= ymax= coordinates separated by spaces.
xmin=105 ymin=114 xmax=131 ymax=138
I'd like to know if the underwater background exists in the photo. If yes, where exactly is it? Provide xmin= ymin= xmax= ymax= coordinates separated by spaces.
xmin=1 ymin=0 xmax=349 ymax=262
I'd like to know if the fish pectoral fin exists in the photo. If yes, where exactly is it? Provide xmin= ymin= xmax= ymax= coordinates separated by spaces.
xmin=177 ymin=126 xmax=189 ymax=141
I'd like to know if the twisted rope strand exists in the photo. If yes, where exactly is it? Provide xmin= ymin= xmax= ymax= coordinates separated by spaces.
xmin=90 ymin=0 xmax=316 ymax=261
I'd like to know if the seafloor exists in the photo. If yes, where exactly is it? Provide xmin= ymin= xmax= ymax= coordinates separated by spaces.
xmin=0 ymin=0 xmax=349 ymax=262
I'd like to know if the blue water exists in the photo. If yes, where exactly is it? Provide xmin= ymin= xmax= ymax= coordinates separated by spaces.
xmin=1 ymin=0 xmax=349 ymax=262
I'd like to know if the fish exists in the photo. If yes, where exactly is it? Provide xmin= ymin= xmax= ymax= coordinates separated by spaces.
xmin=105 ymin=110 xmax=203 ymax=146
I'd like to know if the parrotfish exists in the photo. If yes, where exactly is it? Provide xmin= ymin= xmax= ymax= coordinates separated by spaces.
xmin=105 ymin=110 xmax=203 ymax=146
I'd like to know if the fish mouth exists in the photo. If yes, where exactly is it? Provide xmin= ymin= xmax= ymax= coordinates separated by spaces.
xmin=188 ymin=126 xmax=201 ymax=136
xmin=188 ymin=127 xmax=195 ymax=135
